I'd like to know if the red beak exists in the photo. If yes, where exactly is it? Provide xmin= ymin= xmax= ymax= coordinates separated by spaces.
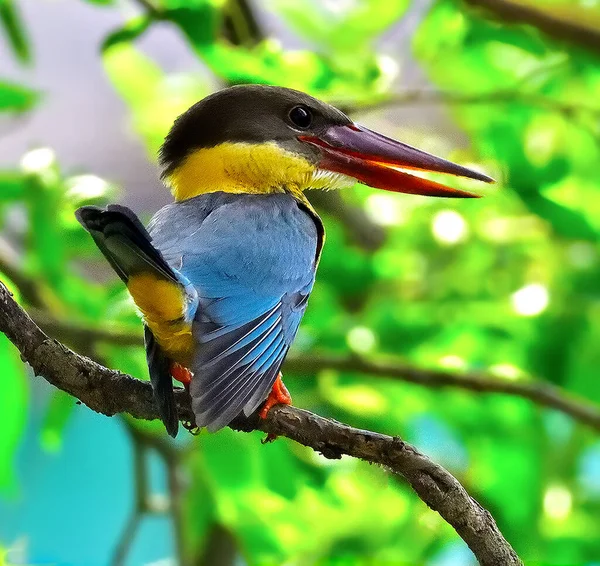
xmin=299 ymin=124 xmax=493 ymax=198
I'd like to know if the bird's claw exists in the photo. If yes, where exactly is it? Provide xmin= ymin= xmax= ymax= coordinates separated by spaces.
xmin=182 ymin=421 xmax=200 ymax=435
xmin=259 ymin=372 xmax=292 ymax=420
xmin=171 ymin=362 xmax=193 ymax=388
xmin=259 ymin=373 xmax=291 ymax=443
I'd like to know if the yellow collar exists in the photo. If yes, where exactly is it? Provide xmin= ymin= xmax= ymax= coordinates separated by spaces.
xmin=164 ymin=141 xmax=352 ymax=206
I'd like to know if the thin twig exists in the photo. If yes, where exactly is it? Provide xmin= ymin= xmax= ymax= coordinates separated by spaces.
xmin=196 ymin=524 xmax=238 ymax=566
xmin=113 ymin=420 xmax=183 ymax=565
xmin=29 ymin=308 xmax=142 ymax=347
xmin=283 ymin=354 xmax=600 ymax=432
xmin=128 ymin=421 xmax=189 ymax=564
xmin=111 ymin=433 xmax=147 ymax=566
xmin=309 ymin=191 xmax=387 ymax=251
xmin=0 ymin=280 xmax=521 ymax=565
xmin=340 ymin=89 xmax=600 ymax=122
xmin=463 ymin=0 xmax=600 ymax=53
xmin=130 ymin=0 xmax=163 ymax=18
xmin=167 ymin=456 xmax=188 ymax=566
xmin=0 ymin=244 xmax=45 ymax=308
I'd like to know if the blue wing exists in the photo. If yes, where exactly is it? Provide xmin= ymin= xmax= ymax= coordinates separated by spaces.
xmin=149 ymin=192 xmax=320 ymax=431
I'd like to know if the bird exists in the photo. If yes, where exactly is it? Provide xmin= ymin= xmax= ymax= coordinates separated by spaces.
xmin=76 ymin=84 xmax=492 ymax=437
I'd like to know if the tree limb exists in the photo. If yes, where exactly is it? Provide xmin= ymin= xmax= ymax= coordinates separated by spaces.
xmin=111 ymin=433 xmax=148 ymax=566
xmin=112 ymin=420 xmax=184 ymax=566
xmin=27 ymin=310 xmax=600 ymax=434
xmin=283 ymin=354 xmax=600 ymax=432
xmin=340 ymin=89 xmax=600 ymax=122
xmin=0 ymin=280 xmax=521 ymax=565
xmin=308 ymin=191 xmax=387 ymax=251
xmin=462 ymin=0 xmax=600 ymax=53
xmin=0 ymin=243 xmax=45 ymax=308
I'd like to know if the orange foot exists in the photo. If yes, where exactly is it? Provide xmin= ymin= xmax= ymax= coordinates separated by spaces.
xmin=259 ymin=373 xmax=292 ymax=444
xmin=259 ymin=372 xmax=292 ymax=420
xmin=171 ymin=363 xmax=193 ymax=388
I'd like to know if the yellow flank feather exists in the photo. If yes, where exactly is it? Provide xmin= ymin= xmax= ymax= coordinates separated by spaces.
xmin=127 ymin=274 xmax=194 ymax=362
xmin=165 ymin=141 xmax=352 ymax=204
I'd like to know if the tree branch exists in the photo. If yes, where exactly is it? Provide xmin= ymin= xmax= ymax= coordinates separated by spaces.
xmin=0 ymin=242 xmax=45 ymax=308
xmin=340 ymin=89 xmax=600 ymax=122
xmin=112 ymin=419 xmax=184 ymax=566
xmin=111 ymin=434 xmax=148 ymax=566
xmin=26 ymin=310 xmax=600 ymax=434
xmin=309 ymin=191 xmax=387 ymax=251
xmin=0 ymin=280 xmax=521 ymax=565
xmin=283 ymin=354 xmax=600 ymax=432
xmin=462 ymin=0 xmax=600 ymax=53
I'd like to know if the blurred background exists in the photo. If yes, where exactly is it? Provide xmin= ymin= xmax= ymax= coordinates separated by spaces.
xmin=1 ymin=0 xmax=600 ymax=564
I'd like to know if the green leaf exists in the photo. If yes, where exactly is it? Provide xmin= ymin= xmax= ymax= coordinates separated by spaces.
xmin=0 ymin=334 xmax=28 ymax=493
xmin=0 ymin=170 xmax=24 ymax=201
xmin=0 ymin=80 xmax=38 ymax=113
xmin=0 ymin=0 xmax=31 ymax=63
xmin=103 ymin=43 xmax=208 ymax=155
xmin=24 ymin=167 xmax=67 ymax=289
xmin=165 ymin=4 xmax=221 ymax=48
xmin=101 ymin=16 xmax=152 ymax=51
xmin=81 ymin=0 xmax=115 ymax=5
xmin=266 ymin=0 xmax=410 ymax=49
xmin=40 ymin=390 xmax=74 ymax=453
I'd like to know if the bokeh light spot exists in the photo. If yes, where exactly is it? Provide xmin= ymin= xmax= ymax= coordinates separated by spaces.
xmin=20 ymin=148 xmax=55 ymax=173
xmin=489 ymin=363 xmax=524 ymax=381
xmin=438 ymin=355 xmax=467 ymax=370
xmin=346 ymin=326 xmax=377 ymax=354
xmin=365 ymin=194 xmax=404 ymax=226
xmin=511 ymin=283 xmax=549 ymax=316
xmin=66 ymin=175 xmax=110 ymax=200
xmin=432 ymin=210 xmax=468 ymax=245
xmin=543 ymin=485 xmax=572 ymax=520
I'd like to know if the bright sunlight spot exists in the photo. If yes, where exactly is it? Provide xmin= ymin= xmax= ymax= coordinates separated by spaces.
xmin=66 ymin=175 xmax=110 ymax=200
xmin=438 ymin=355 xmax=467 ymax=370
xmin=365 ymin=194 xmax=404 ymax=226
xmin=323 ymin=0 xmax=357 ymax=17
xmin=432 ymin=210 xmax=468 ymax=245
xmin=489 ymin=363 xmax=524 ymax=381
xmin=346 ymin=326 xmax=377 ymax=354
xmin=335 ymin=385 xmax=387 ymax=415
xmin=377 ymin=54 xmax=400 ymax=81
xmin=511 ymin=283 xmax=549 ymax=317
xmin=543 ymin=485 xmax=572 ymax=520
xmin=20 ymin=148 xmax=55 ymax=173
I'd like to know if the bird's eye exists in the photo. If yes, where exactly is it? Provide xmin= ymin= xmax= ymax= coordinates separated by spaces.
xmin=289 ymin=105 xmax=312 ymax=129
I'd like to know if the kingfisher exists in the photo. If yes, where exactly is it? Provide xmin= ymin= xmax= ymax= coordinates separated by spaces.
xmin=77 ymin=85 xmax=491 ymax=437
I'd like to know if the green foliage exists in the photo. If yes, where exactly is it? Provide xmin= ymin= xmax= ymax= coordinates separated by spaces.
xmin=0 ymin=0 xmax=31 ymax=63
xmin=266 ymin=0 xmax=410 ymax=50
xmin=2 ymin=0 xmax=600 ymax=564
xmin=0 ymin=80 xmax=37 ymax=113
xmin=0 ymin=334 xmax=27 ymax=493
xmin=103 ymin=43 xmax=208 ymax=154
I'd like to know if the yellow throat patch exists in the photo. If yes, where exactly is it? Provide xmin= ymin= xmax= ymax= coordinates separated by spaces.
xmin=164 ymin=141 xmax=352 ymax=202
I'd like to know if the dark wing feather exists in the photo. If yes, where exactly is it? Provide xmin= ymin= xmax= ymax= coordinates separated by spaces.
xmin=191 ymin=301 xmax=295 ymax=432
xmin=77 ymin=205 xmax=195 ymax=437
xmin=145 ymin=326 xmax=178 ymax=437
xmin=76 ymin=205 xmax=179 ymax=284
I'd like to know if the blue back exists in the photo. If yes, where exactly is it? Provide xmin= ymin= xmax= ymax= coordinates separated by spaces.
xmin=149 ymin=192 xmax=320 ymax=431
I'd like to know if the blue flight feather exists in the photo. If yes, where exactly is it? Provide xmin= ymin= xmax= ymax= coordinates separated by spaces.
xmin=149 ymin=191 xmax=319 ymax=431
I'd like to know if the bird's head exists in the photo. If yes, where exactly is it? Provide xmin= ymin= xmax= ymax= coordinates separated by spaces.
xmin=160 ymin=85 xmax=492 ymax=202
